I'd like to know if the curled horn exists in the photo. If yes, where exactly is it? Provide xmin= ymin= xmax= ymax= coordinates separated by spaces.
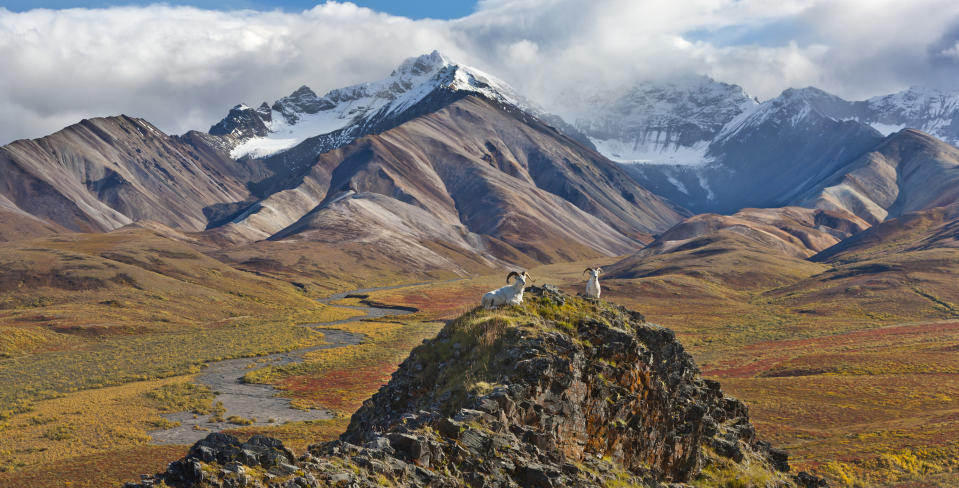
xmin=506 ymin=271 xmax=520 ymax=283
xmin=583 ymin=267 xmax=594 ymax=276
xmin=525 ymin=271 xmax=535 ymax=283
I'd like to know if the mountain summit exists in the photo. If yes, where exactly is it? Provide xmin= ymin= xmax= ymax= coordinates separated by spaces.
xmin=210 ymin=51 xmax=529 ymax=160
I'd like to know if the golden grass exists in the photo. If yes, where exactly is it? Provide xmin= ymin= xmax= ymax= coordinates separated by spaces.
xmin=0 ymin=374 xmax=198 ymax=474
xmin=0 ymin=315 xmax=336 ymax=419
xmin=144 ymin=382 xmax=214 ymax=414
xmin=0 ymin=444 xmax=187 ymax=488
xmin=223 ymin=418 xmax=350 ymax=453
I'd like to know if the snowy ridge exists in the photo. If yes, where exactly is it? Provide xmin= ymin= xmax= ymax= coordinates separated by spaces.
xmin=713 ymin=88 xmax=823 ymax=144
xmin=554 ymin=75 xmax=757 ymax=166
xmin=716 ymin=85 xmax=959 ymax=147
xmin=858 ymin=86 xmax=959 ymax=144
xmin=217 ymin=51 xmax=531 ymax=159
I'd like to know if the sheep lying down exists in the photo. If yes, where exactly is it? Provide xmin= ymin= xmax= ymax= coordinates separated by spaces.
xmin=482 ymin=271 xmax=533 ymax=308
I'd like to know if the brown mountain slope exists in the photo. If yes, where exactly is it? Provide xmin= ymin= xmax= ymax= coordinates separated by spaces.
xmin=0 ymin=194 xmax=67 ymax=241
xmin=0 ymin=116 xmax=255 ymax=233
xmin=249 ymin=95 xmax=684 ymax=266
xmin=627 ymin=206 xmax=869 ymax=260
xmin=797 ymin=129 xmax=959 ymax=224
xmin=813 ymin=203 xmax=959 ymax=262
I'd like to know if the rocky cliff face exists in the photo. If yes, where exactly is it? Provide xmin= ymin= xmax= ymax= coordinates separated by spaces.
xmin=128 ymin=287 xmax=822 ymax=488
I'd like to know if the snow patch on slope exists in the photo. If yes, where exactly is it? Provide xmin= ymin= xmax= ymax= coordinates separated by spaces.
xmin=592 ymin=138 xmax=711 ymax=166
xmin=868 ymin=122 xmax=906 ymax=136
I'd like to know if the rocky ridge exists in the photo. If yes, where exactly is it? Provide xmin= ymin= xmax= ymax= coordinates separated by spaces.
xmin=128 ymin=286 xmax=822 ymax=488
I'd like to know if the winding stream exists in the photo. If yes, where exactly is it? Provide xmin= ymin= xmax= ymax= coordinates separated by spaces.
xmin=149 ymin=283 xmax=421 ymax=445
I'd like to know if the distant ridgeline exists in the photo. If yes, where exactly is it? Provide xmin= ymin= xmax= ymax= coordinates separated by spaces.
xmin=128 ymin=287 xmax=825 ymax=488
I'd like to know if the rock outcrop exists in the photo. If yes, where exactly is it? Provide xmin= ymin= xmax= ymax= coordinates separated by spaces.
xmin=128 ymin=286 xmax=822 ymax=487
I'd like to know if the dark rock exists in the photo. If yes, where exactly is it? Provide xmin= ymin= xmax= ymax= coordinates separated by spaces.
xmin=794 ymin=471 xmax=831 ymax=487
xmin=710 ymin=437 xmax=744 ymax=462
xmin=517 ymin=463 xmax=556 ymax=487
xmin=756 ymin=440 xmax=791 ymax=472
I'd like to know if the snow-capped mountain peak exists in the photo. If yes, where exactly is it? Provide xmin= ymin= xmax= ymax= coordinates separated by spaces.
xmin=711 ymin=86 xmax=859 ymax=145
xmin=213 ymin=51 xmax=528 ymax=160
xmin=392 ymin=49 xmax=453 ymax=77
xmin=727 ymin=85 xmax=959 ymax=143
xmin=553 ymin=74 xmax=758 ymax=165
xmin=859 ymin=85 xmax=959 ymax=139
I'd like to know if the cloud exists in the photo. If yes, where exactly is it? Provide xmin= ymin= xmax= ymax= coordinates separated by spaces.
xmin=0 ymin=3 xmax=461 ymax=143
xmin=0 ymin=0 xmax=957 ymax=144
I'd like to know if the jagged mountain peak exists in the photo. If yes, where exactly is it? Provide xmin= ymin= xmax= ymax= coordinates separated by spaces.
xmin=211 ymin=51 xmax=528 ymax=160
xmin=779 ymin=86 xmax=835 ymax=98
xmin=859 ymin=85 xmax=959 ymax=139
xmin=391 ymin=49 xmax=453 ymax=77
xmin=712 ymin=85 xmax=858 ymax=145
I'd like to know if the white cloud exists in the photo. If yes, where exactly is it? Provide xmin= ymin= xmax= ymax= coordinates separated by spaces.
xmin=0 ymin=0 xmax=957 ymax=144
xmin=943 ymin=42 xmax=959 ymax=59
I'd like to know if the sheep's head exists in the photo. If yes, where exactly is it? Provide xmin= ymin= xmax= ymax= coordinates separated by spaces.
xmin=583 ymin=267 xmax=602 ymax=279
xmin=506 ymin=271 xmax=533 ymax=286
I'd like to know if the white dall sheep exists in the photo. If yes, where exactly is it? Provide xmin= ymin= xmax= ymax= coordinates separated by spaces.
xmin=481 ymin=271 xmax=533 ymax=308
xmin=584 ymin=267 xmax=602 ymax=298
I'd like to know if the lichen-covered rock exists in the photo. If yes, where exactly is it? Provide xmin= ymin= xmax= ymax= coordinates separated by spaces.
xmin=129 ymin=286 xmax=826 ymax=487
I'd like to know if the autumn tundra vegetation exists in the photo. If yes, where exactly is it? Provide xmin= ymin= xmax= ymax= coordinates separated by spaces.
xmin=2 ymin=217 xmax=959 ymax=487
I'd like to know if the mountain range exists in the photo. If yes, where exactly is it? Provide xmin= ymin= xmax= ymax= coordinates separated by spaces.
xmin=0 ymin=52 xmax=686 ymax=275
xmin=4 ymin=50 xmax=959 ymax=273
xmin=561 ymin=77 xmax=959 ymax=219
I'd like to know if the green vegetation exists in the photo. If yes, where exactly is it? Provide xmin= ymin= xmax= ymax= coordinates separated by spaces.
xmin=818 ymin=442 xmax=959 ymax=487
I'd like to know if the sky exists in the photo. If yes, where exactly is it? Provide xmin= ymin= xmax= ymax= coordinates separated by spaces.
xmin=0 ymin=0 xmax=478 ymax=19
xmin=1 ymin=0 xmax=958 ymax=144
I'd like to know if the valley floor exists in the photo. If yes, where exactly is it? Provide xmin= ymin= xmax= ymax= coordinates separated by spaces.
xmin=2 ymin=255 xmax=959 ymax=487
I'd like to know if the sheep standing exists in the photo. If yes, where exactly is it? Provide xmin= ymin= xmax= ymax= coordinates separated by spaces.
xmin=482 ymin=271 xmax=533 ymax=308
xmin=584 ymin=267 xmax=602 ymax=298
